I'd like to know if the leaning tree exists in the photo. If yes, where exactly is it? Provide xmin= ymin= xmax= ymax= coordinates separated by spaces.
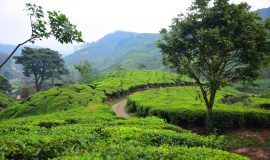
xmin=14 ymin=47 xmax=68 ymax=91
xmin=157 ymin=0 xmax=270 ymax=113
xmin=0 ymin=3 xmax=83 ymax=69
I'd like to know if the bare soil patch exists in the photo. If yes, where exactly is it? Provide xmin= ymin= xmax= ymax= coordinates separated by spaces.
xmin=112 ymin=99 xmax=129 ymax=118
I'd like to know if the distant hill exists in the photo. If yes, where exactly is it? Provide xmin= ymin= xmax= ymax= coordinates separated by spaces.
xmin=64 ymin=31 xmax=164 ymax=72
xmin=0 ymin=44 xmax=20 ymax=78
xmin=257 ymin=7 xmax=270 ymax=19
xmin=0 ymin=44 xmax=41 ymax=79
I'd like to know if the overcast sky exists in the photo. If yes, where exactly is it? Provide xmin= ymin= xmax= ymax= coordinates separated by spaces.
xmin=0 ymin=0 xmax=270 ymax=55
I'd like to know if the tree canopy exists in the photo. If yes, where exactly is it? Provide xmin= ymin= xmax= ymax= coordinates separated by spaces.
xmin=0 ymin=75 xmax=12 ymax=92
xmin=0 ymin=3 xmax=84 ymax=69
xmin=157 ymin=0 xmax=270 ymax=112
xmin=14 ymin=47 xmax=68 ymax=91
xmin=74 ymin=60 xmax=93 ymax=83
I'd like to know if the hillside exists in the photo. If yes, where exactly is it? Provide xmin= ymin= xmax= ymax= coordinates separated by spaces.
xmin=0 ymin=44 xmax=19 ymax=78
xmin=257 ymin=7 xmax=270 ymax=19
xmin=0 ymin=70 xmax=250 ymax=159
xmin=64 ymin=31 xmax=163 ymax=72
xmin=0 ymin=70 xmax=191 ymax=119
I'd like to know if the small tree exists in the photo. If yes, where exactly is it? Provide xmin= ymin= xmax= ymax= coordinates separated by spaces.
xmin=157 ymin=0 xmax=269 ymax=113
xmin=0 ymin=3 xmax=83 ymax=69
xmin=14 ymin=47 xmax=68 ymax=91
xmin=137 ymin=63 xmax=146 ymax=70
xmin=115 ymin=64 xmax=125 ymax=87
xmin=0 ymin=75 xmax=12 ymax=92
xmin=74 ymin=60 xmax=93 ymax=83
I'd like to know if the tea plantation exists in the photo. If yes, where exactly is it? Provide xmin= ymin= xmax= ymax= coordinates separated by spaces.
xmin=128 ymin=87 xmax=270 ymax=132
xmin=0 ymin=104 xmax=247 ymax=159
xmin=0 ymin=70 xmax=253 ymax=159
xmin=90 ymin=70 xmax=193 ymax=96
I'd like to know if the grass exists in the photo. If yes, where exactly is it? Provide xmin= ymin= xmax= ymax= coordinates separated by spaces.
xmin=127 ymin=86 xmax=270 ymax=132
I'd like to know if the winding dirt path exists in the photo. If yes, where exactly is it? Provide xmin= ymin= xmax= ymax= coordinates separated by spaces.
xmin=112 ymin=99 xmax=129 ymax=118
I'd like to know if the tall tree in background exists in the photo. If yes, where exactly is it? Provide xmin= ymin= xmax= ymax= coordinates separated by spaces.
xmin=0 ymin=3 xmax=83 ymax=69
xmin=74 ymin=60 xmax=92 ymax=83
xmin=157 ymin=0 xmax=269 ymax=113
xmin=14 ymin=47 xmax=68 ymax=91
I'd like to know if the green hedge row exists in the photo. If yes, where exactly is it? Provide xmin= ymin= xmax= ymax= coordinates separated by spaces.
xmin=127 ymin=87 xmax=270 ymax=132
xmin=0 ymin=105 xmax=247 ymax=159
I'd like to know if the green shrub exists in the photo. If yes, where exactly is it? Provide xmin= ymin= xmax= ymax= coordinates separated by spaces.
xmin=0 ymin=106 xmax=246 ymax=159
xmin=91 ymin=70 xmax=194 ymax=96
xmin=61 ymin=145 xmax=248 ymax=160
xmin=0 ymin=84 xmax=106 ymax=119
xmin=128 ymin=87 xmax=270 ymax=132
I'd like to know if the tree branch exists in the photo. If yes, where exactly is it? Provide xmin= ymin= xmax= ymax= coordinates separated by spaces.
xmin=0 ymin=37 xmax=34 ymax=69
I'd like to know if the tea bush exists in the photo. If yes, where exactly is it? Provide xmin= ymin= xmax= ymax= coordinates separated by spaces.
xmin=91 ymin=70 xmax=194 ymax=95
xmin=0 ymin=105 xmax=247 ymax=159
xmin=128 ymin=87 xmax=270 ymax=132
xmin=0 ymin=84 xmax=106 ymax=119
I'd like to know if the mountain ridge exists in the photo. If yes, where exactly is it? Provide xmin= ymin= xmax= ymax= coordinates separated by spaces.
xmin=64 ymin=31 xmax=163 ymax=72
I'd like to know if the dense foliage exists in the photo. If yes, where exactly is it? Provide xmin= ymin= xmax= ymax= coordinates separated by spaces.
xmin=91 ymin=70 xmax=193 ymax=96
xmin=1 ymin=70 xmax=187 ymax=119
xmin=0 ymin=104 xmax=247 ymax=159
xmin=128 ymin=87 xmax=270 ymax=132
xmin=0 ymin=70 xmax=258 ymax=159
xmin=0 ymin=84 xmax=105 ymax=119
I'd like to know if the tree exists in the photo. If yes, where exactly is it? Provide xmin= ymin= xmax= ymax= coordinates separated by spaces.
xmin=74 ymin=60 xmax=92 ymax=83
xmin=0 ymin=3 xmax=83 ymax=69
xmin=137 ymin=63 xmax=146 ymax=70
xmin=114 ymin=64 xmax=125 ymax=87
xmin=14 ymin=47 xmax=68 ymax=91
xmin=157 ymin=0 xmax=269 ymax=113
xmin=0 ymin=75 xmax=12 ymax=92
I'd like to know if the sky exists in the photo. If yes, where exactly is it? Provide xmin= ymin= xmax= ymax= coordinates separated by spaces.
xmin=0 ymin=0 xmax=270 ymax=55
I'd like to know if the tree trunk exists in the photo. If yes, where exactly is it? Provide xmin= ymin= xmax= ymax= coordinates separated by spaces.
xmin=35 ymin=81 xmax=41 ymax=92
xmin=34 ymin=76 xmax=43 ymax=92
xmin=207 ymin=87 xmax=217 ymax=113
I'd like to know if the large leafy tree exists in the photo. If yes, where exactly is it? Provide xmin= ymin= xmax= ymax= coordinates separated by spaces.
xmin=0 ymin=3 xmax=83 ymax=69
xmin=157 ymin=0 xmax=269 ymax=113
xmin=74 ymin=60 xmax=93 ymax=83
xmin=14 ymin=47 xmax=68 ymax=91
